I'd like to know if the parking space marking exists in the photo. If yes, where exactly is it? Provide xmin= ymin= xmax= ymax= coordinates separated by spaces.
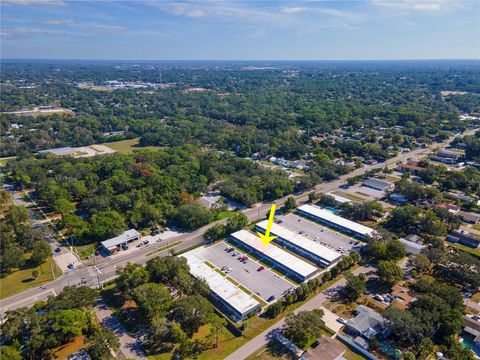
xmin=196 ymin=242 xmax=295 ymax=302
xmin=278 ymin=213 xmax=363 ymax=253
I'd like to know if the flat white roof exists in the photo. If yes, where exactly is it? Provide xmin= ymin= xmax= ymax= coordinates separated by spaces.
xmin=181 ymin=251 xmax=260 ymax=317
xmin=256 ymin=220 xmax=342 ymax=264
xmin=230 ymin=230 xmax=318 ymax=279
xmin=298 ymin=204 xmax=375 ymax=237
xmin=326 ymin=192 xmax=352 ymax=204
xmin=101 ymin=229 xmax=140 ymax=249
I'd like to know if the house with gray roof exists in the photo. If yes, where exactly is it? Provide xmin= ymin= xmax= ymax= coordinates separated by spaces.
xmin=345 ymin=305 xmax=386 ymax=339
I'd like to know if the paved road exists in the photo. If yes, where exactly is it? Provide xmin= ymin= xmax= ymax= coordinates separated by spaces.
xmin=224 ymin=265 xmax=374 ymax=360
xmin=94 ymin=298 xmax=147 ymax=360
xmin=0 ymin=128 xmax=473 ymax=317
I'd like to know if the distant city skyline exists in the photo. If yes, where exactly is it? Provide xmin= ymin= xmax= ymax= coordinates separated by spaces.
xmin=1 ymin=0 xmax=479 ymax=60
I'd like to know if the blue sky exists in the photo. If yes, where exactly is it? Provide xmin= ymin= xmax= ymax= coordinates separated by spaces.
xmin=1 ymin=0 xmax=479 ymax=60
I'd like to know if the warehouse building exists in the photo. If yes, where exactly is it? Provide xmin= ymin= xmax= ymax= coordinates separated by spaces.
xmin=100 ymin=229 xmax=140 ymax=255
xmin=182 ymin=252 xmax=260 ymax=321
xmin=229 ymin=230 xmax=319 ymax=282
xmin=362 ymin=177 xmax=394 ymax=192
xmin=255 ymin=220 xmax=342 ymax=268
xmin=297 ymin=204 xmax=375 ymax=239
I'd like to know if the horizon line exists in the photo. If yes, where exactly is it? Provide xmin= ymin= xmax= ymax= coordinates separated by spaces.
xmin=2 ymin=58 xmax=480 ymax=62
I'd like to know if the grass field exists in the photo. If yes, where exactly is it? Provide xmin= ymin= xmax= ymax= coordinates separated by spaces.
xmin=0 ymin=256 xmax=62 ymax=299
xmin=103 ymin=138 xmax=163 ymax=154
xmin=473 ymin=223 xmax=480 ymax=231
xmin=216 ymin=210 xmax=237 ymax=220
xmin=74 ymin=243 xmax=97 ymax=260
xmin=450 ymin=242 xmax=480 ymax=258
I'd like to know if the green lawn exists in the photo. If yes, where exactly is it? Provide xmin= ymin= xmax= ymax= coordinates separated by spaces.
xmin=103 ymin=138 xmax=163 ymax=154
xmin=0 ymin=256 xmax=62 ymax=299
xmin=0 ymin=157 xmax=15 ymax=167
xmin=473 ymin=223 xmax=480 ymax=231
xmin=449 ymin=242 xmax=480 ymax=257
xmin=216 ymin=210 xmax=237 ymax=220
xmin=74 ymin=243 xmax=97 ymax=260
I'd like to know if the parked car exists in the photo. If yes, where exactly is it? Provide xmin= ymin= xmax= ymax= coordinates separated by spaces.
xmin=54 ymin=247 xmax=61 ymax=253
xmin=67 ymin=263 xmax=74 ymax=269
xmin=267 ymin=295 xmax=276 ymax=302
xmin=374 ymin=294 xmax=385 ymax=302
xmin=257 ymin=266 xmax=265 ymax=271
xmin=337 ymin=317 xmax=347 ymax=325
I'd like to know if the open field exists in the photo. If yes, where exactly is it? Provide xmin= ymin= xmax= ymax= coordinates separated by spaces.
xmin=0 ymin=256 xmax=62 ymax=299
xmin=103 ymin=138 xmax=163 ymax=154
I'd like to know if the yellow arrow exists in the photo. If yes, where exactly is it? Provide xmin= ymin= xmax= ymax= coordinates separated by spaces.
xmin=257 ymin=204 xmax=277 ymax=246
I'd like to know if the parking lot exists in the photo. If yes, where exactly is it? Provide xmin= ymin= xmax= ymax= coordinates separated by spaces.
xmin=277 ymin=213 xmax=360 ymax=253
xmin=336 ymin=183 xmax=386 ymax=201
xmin=195 ymin=242 xmax=294 ymax=302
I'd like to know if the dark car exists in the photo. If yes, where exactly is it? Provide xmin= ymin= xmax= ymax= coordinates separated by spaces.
xmin=54 ymin=247 xmax=61 ymax=253
xmin=267 ymin=295 xmax=276 ymax=302
xmin=257 ymin=266 xmax=265 ymax=272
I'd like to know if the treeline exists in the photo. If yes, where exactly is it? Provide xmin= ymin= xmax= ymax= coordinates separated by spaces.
xmin=113 ymin=256 xmax=224 ymax=358
xmin=2 ymin=63 xmax=478 ymax=157
xmin=6 ymin=146 xmax=295 ymax=244
xmin=0 ymin=200 xmax=52 ymax=274
xmin=0 ymin=286 xmax=118 ymax=360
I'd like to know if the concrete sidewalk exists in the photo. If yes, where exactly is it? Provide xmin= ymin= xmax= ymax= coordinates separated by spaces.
xmin=94 ymin=298 xmax=147 ymax=360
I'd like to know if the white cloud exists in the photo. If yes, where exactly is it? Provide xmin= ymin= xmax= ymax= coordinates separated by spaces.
xmin=87 ymin=24 xmax=127 ymax=31
xmin=42 ymin=19 xmax=75 ymax=25
xmin=281 ymin=6 xmax=306 ymax=14
xmin=371 ymin=0 xmax=466 ymax=13
xmin=2 ymin=0 xmax=64 ymax=6
xmin=1 ymin=27 xmax=70 ymax=36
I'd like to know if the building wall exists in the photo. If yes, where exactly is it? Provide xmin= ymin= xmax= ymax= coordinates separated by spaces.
xmin=228 ymin=235 xmax=312 ymax=282
xmin=296 ymin=209 xmax=366 ymax=240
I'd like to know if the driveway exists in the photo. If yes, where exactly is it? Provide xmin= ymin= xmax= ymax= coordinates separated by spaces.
xmin=94 ymin=299 xmax=147 ymax=360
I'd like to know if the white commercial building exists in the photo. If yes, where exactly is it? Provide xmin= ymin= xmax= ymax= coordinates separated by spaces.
xmin=255 ymin=220 xmax=342 ymax=267
xmin=181 ymin=251 xmax=260 ymax=321
xmin=100 ymin=229 xmax=140 ymax=254
xmin=297 ymin=204 xmax=375 ymax=239
xmin=229 ymin=230 xmax=318 ymax=281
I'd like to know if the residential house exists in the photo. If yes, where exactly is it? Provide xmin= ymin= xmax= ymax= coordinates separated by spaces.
xmin=398 ymin=160 xmax=426 ymax=174
xmin=463 ymin=315 xmax=480 ymax=349
xmin=416 ymin=199 xmax=435 ymax=210
xmin=389 ymin=193 xmax=407 ymax=205
xmin=458 ymin=211 xmax=480 ymax=224
xmin=399 ymin=237 xmax=425 ymax=254
xmin=345 ymin=305 xmax=386 ymax=339
xmin=446 ymin=231 xmax=480 ymax=249
xmin=435 ymin=203 xmax=460 ymax=213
